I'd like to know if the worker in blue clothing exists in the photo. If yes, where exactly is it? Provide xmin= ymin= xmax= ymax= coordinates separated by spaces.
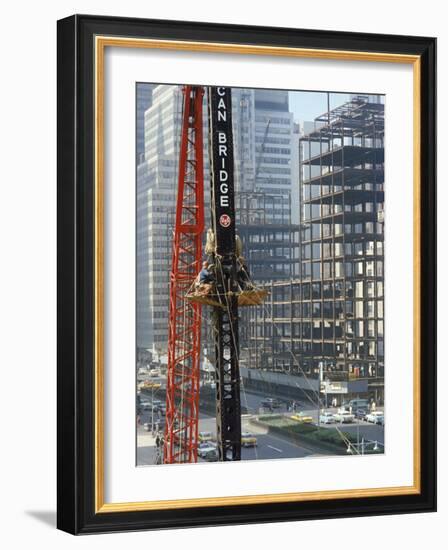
xmin=193 ymin=260 xmax=215 ymax=298
xmin=199 ymin=260 xmax=214 ymax=284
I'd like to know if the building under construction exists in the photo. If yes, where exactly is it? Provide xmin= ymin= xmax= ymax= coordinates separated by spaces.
xmin=245 ymin=96 xmax=385 ymax=404
xmin=237 ymin=191 xmax=301 ymax=282
xmin=235 ymin=190 xmax=301 ymax=352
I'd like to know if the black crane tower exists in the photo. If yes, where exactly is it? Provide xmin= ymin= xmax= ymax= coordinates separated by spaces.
xmin=208 ymin=86 xmax=241 ymax=461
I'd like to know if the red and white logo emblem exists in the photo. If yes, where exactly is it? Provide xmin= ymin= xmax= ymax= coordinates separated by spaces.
xmin=219 ymin=214 xmax=231 ymax=228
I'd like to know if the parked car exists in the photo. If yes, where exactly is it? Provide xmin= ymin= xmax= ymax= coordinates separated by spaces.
xmin=140 ymin=400 xmax=152 ymax=410
xmin=319 ymin=412 xmax=335 ymax=424
xmin=334 ymin=410 xmax=355 ymax=423
xmin=241 ymin=433 xmax=258 ymax=447
xmin=291 ymin=412 xmax=313 ymax=423
xmin=365 ymin=411 xmax=384 ymax=424
xmin=261 ymin=397 xmax=283 ymax=409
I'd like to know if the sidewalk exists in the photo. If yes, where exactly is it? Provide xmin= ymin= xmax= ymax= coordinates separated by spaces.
xmin=137 ymin=431 xmax=157 ymax=448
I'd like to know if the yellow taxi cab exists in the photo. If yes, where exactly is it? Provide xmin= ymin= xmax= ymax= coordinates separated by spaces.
xmin=139 ymin=381 xmax=162 ymax=391
xmin=290 ymin=412 xmax=313 ymax=423
xmin=241 ymin=432 xmax=258 ymax=447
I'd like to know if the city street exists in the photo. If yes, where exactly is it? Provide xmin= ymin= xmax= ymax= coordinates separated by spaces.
xmin=137 ymin=413 xmax=317 ymax=466
xmin=137 ymin=387 xmax=384 ymax=465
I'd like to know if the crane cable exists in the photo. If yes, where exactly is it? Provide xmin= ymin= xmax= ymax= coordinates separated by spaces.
xmin=199 ymin=256 xmax=357 ymax=457
xmin=234 ymin=262 xmax=360 ymax=454
xmin=213 ymin=255 xmax=259 ymax=460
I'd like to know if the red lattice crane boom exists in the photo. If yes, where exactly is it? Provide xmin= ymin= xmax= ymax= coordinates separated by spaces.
xmin=164 ymin=86 xmax=205 ymax=464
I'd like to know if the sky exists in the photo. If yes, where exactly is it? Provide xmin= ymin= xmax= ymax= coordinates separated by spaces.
xmin=288 ymin=91 xmax=351 ymax=127
xmin=137 ymin=84 xmax=372 ymax=129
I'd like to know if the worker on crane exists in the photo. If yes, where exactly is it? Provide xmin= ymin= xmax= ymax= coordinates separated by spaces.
xmin=194 ymin=260 xmax=215 ymax=297
xmin=199 ymin=260 xmax=214 ymax=284
xmin=237 ymin=256 xmax=252 ymax=291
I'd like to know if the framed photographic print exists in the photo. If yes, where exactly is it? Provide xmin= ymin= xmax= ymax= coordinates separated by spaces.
xmin=57 ymin=14 xmax=436 ymax=534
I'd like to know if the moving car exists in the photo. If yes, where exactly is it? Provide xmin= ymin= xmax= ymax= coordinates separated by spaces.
xmin=291 ymin=412 xmax=313 ymax=423
xmin=197 ymin=441 xmax=217 ymax=458
xmin=198 ymin=431 xmax=214 ymax=443
xmin=241 ymin=432 xmax=258 ymax=447
xmin=334 ymin=410 xmax=355 ymax=423
xmin=139 ymin=381 xmax=162 ymax=391
xmin=346 ymin=398 xmax=370 ymax=410
xmin=153 ymin=401 xmax=166 ymax=415
xmin=354 ymin=408 xmax=368 ymax=420
xmin=261 ymin=397 xmax=283 ymax=409
xmin=365 ymin=411 xmax=384 ymax=424
xmin=319 ymin=412 xmax=335 ymax=424
xmin=202 ymin=448 xmax=219 ymax=462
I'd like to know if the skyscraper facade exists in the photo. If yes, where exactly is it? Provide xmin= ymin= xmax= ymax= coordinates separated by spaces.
xmin=136 ymin=85 xmax=299 ymax=352
xmin=253 ymin=89 xmax=298 ymax=222
xmin=136 ymin=85 xmax=183 ymax=351
xmin=235 ymin=89 xmax=300 ymax=284
xmin=136 ymin=83 xmax=155 ymax=162
xmin=136 ymin=85 xmax=210 ymax=352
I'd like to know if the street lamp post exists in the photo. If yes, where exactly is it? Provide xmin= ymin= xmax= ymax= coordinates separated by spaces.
xmin=151 ymin=385 xmax=154 ymax=434
xmin=317 ymin=361 xmax=326 ymax=428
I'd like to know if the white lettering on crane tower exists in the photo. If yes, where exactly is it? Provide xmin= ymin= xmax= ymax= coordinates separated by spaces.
xmin=216 ymin=91 xmax=231 ymax=209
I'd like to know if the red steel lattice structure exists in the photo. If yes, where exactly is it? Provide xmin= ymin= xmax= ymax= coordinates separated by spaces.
xmin=164 ymin=86 xmax=205 ymax=464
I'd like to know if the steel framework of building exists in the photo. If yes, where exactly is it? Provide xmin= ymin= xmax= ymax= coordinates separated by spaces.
xmin=246 ymin=96 xmax=385 ymax=403
xmin=164 ymin=86 xmax=205 ymax=464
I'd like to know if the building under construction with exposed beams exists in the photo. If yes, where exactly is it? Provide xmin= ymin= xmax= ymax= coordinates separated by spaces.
xmin=245 ymin=96 xmax=385 ymax=404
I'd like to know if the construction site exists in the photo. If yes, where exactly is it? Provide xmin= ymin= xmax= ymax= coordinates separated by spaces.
xmin=136 ymin=86 xmax=385 ymax=466
xmin=245 ymin=96 xmax=385 ymax=404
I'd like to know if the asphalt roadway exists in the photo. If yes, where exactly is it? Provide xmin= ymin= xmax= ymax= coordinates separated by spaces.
xmin=137 ymin=391 xmax=384 ymax=466
xmin=137 ymin=414 xmax=317 ymax=466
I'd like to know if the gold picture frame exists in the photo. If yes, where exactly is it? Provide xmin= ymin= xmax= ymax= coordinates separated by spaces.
xmin=58 ymin=15 xmax=436 ymax=534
